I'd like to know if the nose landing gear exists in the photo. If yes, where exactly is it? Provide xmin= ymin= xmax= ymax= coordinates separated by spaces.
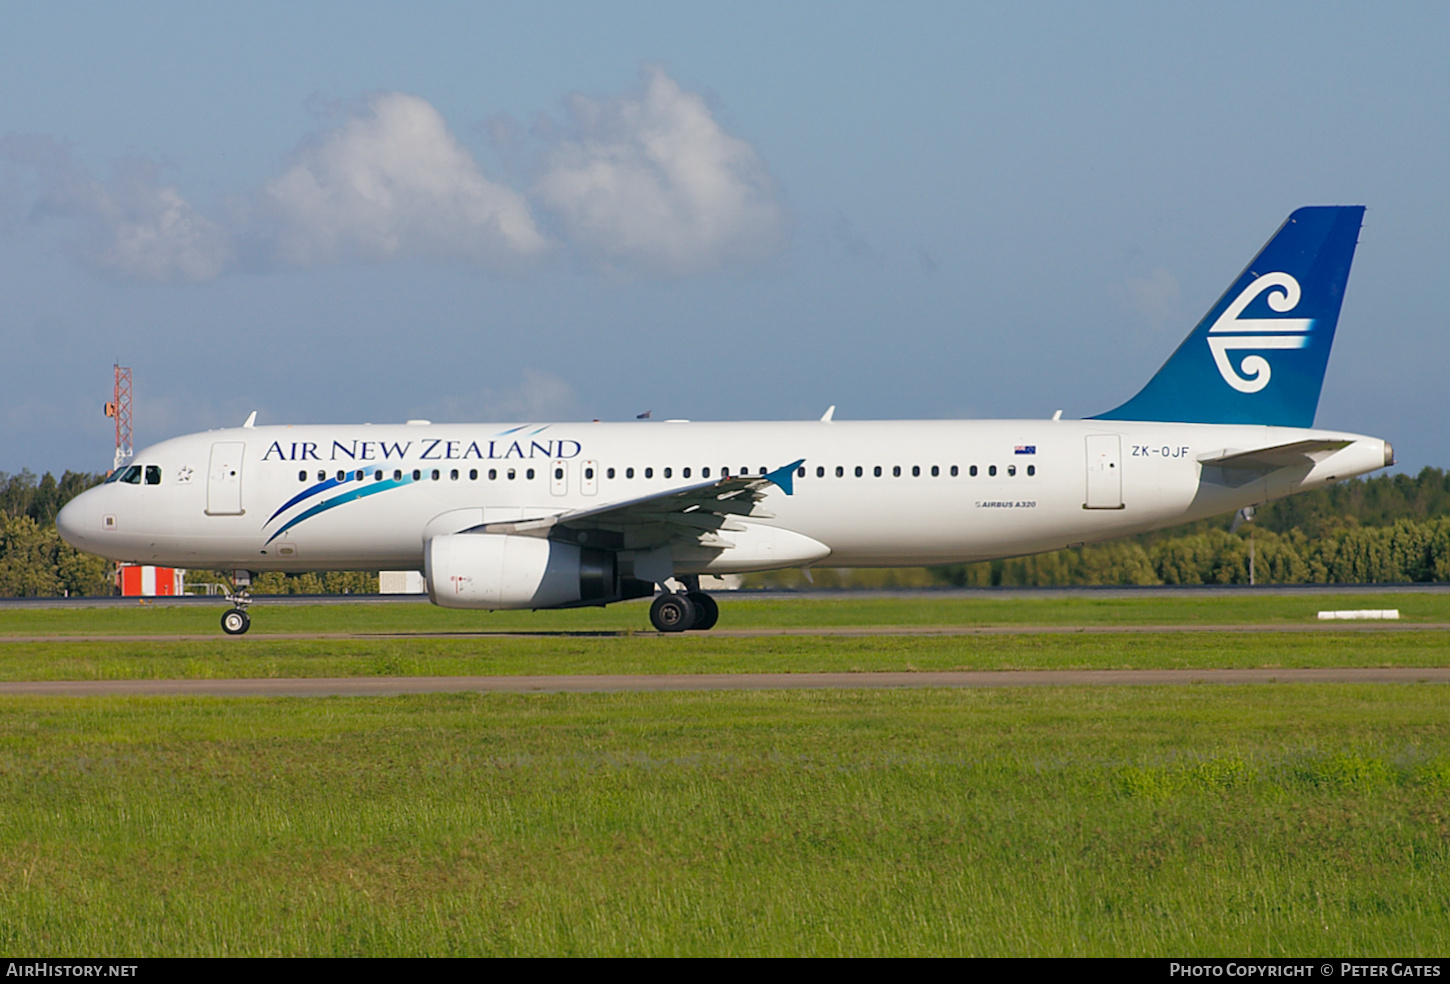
xmin=221 ymin=608 xmax=251 ymax=635
xmin=220 ymin=569 xmax=253 ymax=636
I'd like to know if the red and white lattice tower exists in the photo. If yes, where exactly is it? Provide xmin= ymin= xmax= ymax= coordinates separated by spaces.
xmin=104 ymin=364 xmax=133 ymax=473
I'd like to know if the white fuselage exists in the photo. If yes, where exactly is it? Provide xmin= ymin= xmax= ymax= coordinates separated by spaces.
xmin=58 ymin=418 xmax=1390 ymax=574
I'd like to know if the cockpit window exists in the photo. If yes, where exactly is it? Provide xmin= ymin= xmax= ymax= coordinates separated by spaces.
xmin=117 ymin=465 xmax=142 ymax=485
xmin=145 ymin=465 xmax=161 ymax=485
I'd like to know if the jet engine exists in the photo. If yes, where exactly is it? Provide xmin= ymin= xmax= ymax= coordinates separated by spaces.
xmin=425 ymin=533 xmax=646 ymax=610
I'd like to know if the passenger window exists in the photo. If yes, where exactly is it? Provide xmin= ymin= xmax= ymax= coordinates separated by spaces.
xmin=855 ymin=466 xmax=863 ymax=477
xmin=816 ymin=466 xmax=825 ymax=478
xmin=298 ymin=470 xmax=307 ymax=482
xmin=431 ymin=469 xmax=441 ymax=481
xmin=318 ymin=470 xmax=326 ymax=482
xmin=969 ymin=465 xmax=978 ymax=477
xmin=526 ymin=468 xmax=535 ymax=480
xmin=645 ymin=467 xmax=654 ymax=479
xmin=413 ymin=470 xmax=421 ymax=481
xmin=585 ymin=467 xmax=594 ymax=480
xmin=1007 ymin=465 xmax=1016 ymax=477
xmin=989 ymin=465 xmax=997 ymax=477
xmin=702 ymin=467 xmax=711 ymax=478
xmin=1027 ymin=465 xmax=1036 ymax=476
xmin=836 ymin=466 xmax=844 ymax=477
xmin=664 ymin=467 xmax=672 ymax=479
xmin=892 ymin=465 xmax=901 ymax=477
xmin=554 ymin=467 xmax=563 ymax=480
xmin=395 ymin=470 xmax=403 ymax=481
xmin=797 ymin=467 xmax=806 ymax=478
xmin=912 ymin=466 xmax=920 ymax=477
xmin=950 ymin=465 xmax=959 ymax=477
xmin=874 ymin=466 xmax=882 ymax=477
xmin=607 ymin=467 xmax=615 ymax=479
xmin=374 ymin=470 xmax=383 ymax=481
xmin=337 ymin=470 xmax=346 ymax=482
xmin=626 ymin=467 xmax=635 ymax=479
xmin=507 ymin=468 xmax=516 ymax=480
xmin=488 ymin=469 xmax=497 ymax=480
xmin=451 ymin=469 xmax=460 ymax=480
xmin=931 ymin=465 xmax=939 ymax=477
xmin=683 ymin=467 xmax=691 ymax=479
xmin=119 ymin=465 xmax=142 ymax=484
xmin=356 ymin=470 xmax=364 ymax=481
xmin=469 ymin=469 xmax=478 ymax=480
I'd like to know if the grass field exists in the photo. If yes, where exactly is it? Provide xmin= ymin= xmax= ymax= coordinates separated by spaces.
xmin=1 ymin=686 xmax=1447 ymax=956
xmin=1 ymin=594 xmax=1446 ymax=955
xmin=0 ymin=592 xmax=1446 ymax=681
xmin=1 ymin=630 xmax=1449 ymax=682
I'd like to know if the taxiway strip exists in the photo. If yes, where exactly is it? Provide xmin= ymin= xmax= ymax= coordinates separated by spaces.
xmin=2 ymin=623 xmax=1448 ymax=643
xmin=2 ymin=667 xmax=1449 ymax=697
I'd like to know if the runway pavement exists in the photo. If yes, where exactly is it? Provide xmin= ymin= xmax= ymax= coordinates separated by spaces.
xmin=3 ymin=667 xmax=1449 ymax=697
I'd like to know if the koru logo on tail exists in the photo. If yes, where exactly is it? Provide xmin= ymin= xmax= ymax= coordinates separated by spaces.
xmin=1206 ymin=272 xmax=1313 ymax=393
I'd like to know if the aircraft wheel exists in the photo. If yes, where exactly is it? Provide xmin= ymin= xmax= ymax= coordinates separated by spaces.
xmin=686 ymin=591 xmax=719 ymax=630
xmin=650 ymin=593 xmax=696 ymax=633
xmin=221 ymin=608 xmax=251 ymax=635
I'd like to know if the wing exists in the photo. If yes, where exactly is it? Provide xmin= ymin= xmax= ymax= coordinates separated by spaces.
xmin=467 ymin=458 xmax=806 ymax=553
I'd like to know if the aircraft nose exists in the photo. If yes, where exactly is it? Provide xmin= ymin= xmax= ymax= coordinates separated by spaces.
xmin=56 ymin=494 xmax=89 ymax=548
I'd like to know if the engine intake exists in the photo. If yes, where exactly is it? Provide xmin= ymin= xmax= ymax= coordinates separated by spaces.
xmin=426 ymin=533 xmax=624 ymax=610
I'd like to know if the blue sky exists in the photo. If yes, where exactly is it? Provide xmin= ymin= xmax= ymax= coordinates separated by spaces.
xmin=2 ymin=1 xmax=1446 ymax=475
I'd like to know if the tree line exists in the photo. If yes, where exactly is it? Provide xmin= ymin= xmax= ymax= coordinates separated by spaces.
xmin=3 ymin=466 xmax=1449 ymax=597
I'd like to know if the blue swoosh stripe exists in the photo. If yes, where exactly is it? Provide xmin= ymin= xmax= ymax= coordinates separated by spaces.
xmin=265 ymin=477 xmax=413 ymax=544
xmin=265 ymin=477 xmax=342 ymax=527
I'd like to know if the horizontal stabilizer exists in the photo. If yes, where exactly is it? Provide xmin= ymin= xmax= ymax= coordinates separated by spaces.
xmin=1197 ymin=439 xmax=1352 ymax=471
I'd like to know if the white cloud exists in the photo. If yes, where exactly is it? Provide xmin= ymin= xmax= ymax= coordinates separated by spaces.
xmin=262 ymin=92 xmax=546 ymax=268
xmin=3 ymin=73 xmax=789 ymax=282
xmin=0 ymin=137 xmax=229 ymax=281
xmin=532 ymin=66 xmax=790 ymax=276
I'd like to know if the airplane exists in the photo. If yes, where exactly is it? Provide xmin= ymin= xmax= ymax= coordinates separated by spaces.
xmin=56 ymin=205 xmax=1392 ymax=635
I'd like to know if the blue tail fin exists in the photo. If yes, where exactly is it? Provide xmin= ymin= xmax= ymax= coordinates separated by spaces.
xmin=1093 ymin=205 xmax=1364 ymax=428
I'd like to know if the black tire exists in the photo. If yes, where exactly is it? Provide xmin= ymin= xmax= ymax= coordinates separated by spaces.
xmin=649 ymin=593 xmax=696 ymax=633
xmin=686 ymin=591 xmax=719 ymax=630
xmin=221 ymin=608 xmax=251 ymax=635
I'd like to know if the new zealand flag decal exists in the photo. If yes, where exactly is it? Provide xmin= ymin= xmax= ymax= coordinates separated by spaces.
xmin=1014 ymin=445 xmax=1036 ymax=455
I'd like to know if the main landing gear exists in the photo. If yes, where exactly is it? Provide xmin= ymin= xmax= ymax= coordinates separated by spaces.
xmin=220 ymin=569 xmax=253 ymax=636
xmin=649 ymin=576 xmax=720 ymax=633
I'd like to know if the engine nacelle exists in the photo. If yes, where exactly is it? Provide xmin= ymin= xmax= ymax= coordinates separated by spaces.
xmin=425 ymin=533 xmax=620 ymax=610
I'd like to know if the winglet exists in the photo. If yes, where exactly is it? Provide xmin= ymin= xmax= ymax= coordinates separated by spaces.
xmin=821 ymin=405 xmax=835 ymax=422
xmin=243 ymin=411 xmax=257 ymax=429
xmin=763 ymin=459 xmax=806 ymax=495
